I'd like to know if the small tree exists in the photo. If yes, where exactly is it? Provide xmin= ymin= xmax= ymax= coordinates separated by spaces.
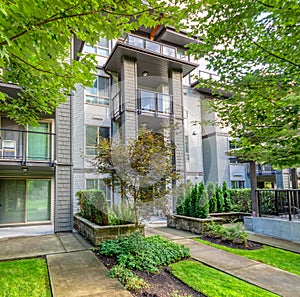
xmin=222 ymin=181 xmax=232 ymax=212
xmin=94 ymin=127 xmax=179 ymax=226
xmin=215 ymin=183 xmax=224 ymax=213
xmin=207 ymin=182 xmax=217 ymax=213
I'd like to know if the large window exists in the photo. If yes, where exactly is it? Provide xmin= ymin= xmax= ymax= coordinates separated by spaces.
xmin=85 ymin=125 xmax=110 ymax=156
xmin=0 ymin=179 xmax=51 ymax=224
xmin=86 ymin=179 xmax=111 ymax=206
xmin=86 ymin=76 xmax=110 ymax=105
xmin=83 ymin=37 xmax=110 ymax=56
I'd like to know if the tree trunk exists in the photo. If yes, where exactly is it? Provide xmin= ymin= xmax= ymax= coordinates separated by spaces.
xmin=291 ymin=168 xmax=298 ymax=189
xmin=249 ymin=161 xmax=258 ymax=216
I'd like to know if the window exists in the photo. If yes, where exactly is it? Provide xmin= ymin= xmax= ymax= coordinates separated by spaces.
xmin=86 ymin=76 xmax=110 ymax=105
xmin=231 ymin=181 xmax=245 ymax=189
xmin=86 ymin=126 xmax=110 ymax=156
xmin=185 ymin=135 xmax=189 ymax=161
xmin=86 ymin=179 xmax=111 ymax=206
xmin=83 ymin=37 xmax=110 ymax=56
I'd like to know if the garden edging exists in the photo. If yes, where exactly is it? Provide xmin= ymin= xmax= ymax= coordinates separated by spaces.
xmin=73 ymin=214 xmax=144 ymax=246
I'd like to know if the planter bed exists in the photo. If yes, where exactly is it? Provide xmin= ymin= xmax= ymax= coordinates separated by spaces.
xmin=73 ymin=214 xmax=144 ymax=246
xmin=167 ymin=214 xmax=223 ymax=234
xmin=210 ymin=212 xmax=251 ymax=223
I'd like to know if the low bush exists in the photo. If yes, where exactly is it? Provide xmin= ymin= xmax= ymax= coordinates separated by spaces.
xmin=76 ymin=190 xmax=109 ymax=226
xmin=109 ymin=264 xmax=149 ymax=291
xmin=98 ymin=232 xmax=190 ymax=273
xmin=205 ymin=221 xmax=248 ymax=244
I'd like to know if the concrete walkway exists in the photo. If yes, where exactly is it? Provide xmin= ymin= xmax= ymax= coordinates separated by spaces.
xmin=0 ymin=232 xmax=132 ymax=297
xmin=146 ymin=226 xmax=300 ymax=297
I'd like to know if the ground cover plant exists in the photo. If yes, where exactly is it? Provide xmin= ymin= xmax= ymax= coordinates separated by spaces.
xmin=205 ymin=221 xmax=248 ymax=245
xmin=170 ymin=260 xmax=279 ymax=297
xmin=98 ymin=232 xmax=190 ymax=273
xmin=194 ymin=238 xmax=300 ymax=276
xmin=0 ymin=258 xmax=51 ymax=297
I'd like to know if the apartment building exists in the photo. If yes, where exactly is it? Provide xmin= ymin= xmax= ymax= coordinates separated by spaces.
xmin=1 ymin=26 xmax=296 ymax=231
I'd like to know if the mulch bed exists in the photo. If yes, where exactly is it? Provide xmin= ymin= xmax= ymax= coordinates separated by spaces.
xmin=200 ymin=236 xmax=263 ymax=250
xmin=95 ymin=252 xmax=204 ymax=297
xmin=94 ymin=236 xmax=262 ymax=297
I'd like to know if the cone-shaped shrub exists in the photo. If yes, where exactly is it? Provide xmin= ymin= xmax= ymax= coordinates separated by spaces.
xmin=207 ymin=182 xmax=217 ymax=213
xmin=215 ymin=183 xmax=224 ymax=213
xmin=222 ymin=181 xmax=232 ymax=212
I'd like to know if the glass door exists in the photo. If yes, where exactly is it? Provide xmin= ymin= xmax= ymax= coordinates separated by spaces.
xmin=0 ymin=180 xmax=26 ymax=224
xmin=27 ymin=123 xmax=50 ymax=160
xmin=0 ymin=179 xmax=51 ymax=225
xmin=26 ymin=180 xmax=51 ymax=222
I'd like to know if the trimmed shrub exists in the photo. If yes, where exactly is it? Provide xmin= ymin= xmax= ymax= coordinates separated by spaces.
xmin=76 ymin=190 xmax=109 ymax=226
xmin=176 ymin=182 xmax=209 ymax=219
xmin=207 ymin=182 xmax=217 ymax=213
xmin=215 ymin=183 xmax=224 ymax=213
xmin=230 ymin=189 xmax=251 ymax=212
xmin=222 ymin=182 xmax=232 ymax=212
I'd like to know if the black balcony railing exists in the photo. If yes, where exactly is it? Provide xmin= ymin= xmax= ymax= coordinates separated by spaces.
xmin=124 ymin=34 xmax=184 ymax=60
xmin=257 ymin=189 xmax=300 ymax=221
xmin=256 ymin=164 xmax=278 ymax=175
xmin=0 ymin=128 xmax=55 ymax=165
xmin=137 ymin=89 xmax=173 ymax=116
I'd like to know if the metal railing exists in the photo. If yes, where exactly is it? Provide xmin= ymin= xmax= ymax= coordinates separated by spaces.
xmin=0 ymin=128 xmax=55 ymax=165
xmin=137 ymin=89 xmax=173 ymax=116
xmin=257 ymin=189 xmax=300 ymax=221
xmin=124 ymin=34 xmax=183 ymax=60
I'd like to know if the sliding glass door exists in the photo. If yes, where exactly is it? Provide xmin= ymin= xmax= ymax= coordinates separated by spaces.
xmin=0 ymin=179 xmax=51 ymax=225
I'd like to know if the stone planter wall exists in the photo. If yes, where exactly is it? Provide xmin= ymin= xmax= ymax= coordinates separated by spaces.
xmin=73 ymin=215 xmax=144 ymax=246
xmin=167 ymin=214 xmax=223 ymax=234
xmin=210 ymin=212 xmax=251 ymax=223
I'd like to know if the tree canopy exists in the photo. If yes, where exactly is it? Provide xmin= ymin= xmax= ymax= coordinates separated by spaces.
xmin=187 ymin=0 xmax=300 ymax=168
xmin=0 ymin=0 xmax=185 ymax=125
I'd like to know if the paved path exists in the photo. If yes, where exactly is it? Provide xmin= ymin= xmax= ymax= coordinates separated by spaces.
xmin=0 ymin=232 xmax=132 ymax=297
xmin=146 ymin=226 xmax=300 ymax=297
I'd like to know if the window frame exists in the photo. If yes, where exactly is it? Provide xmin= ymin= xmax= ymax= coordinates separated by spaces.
xmin=85 ymin=75 xmax=110 ymax=106
xmin=85 ymin=125 xmax=110 ymax=156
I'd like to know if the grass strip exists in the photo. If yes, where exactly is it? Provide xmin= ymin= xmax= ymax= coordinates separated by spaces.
xmin=171 ymin=260 xmax=279 ymax=297
xmin=194 ymin=238 xmax=300 ymax=276
xmin=0 ymin=258 xmax=51 ymax=297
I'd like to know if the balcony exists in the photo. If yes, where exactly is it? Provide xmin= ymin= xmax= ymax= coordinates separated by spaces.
xmin=256 ymin=164 xmax=278 ymax=175
xmin=111 ymin=89 xmax=173 ymax=120
xmin=137 ymin=89 xmax=173 ymax=116
xmin=105 ymin=34 xmax=198 ymax=78
xmin=0 ymin=128 xmax=55 ymax=166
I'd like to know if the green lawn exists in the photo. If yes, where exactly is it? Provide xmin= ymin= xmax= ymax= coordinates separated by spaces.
xmin=194 ymin=238 xmax=300 ymax=276
xmin=171 ymin=260 xmax=278 ymax=297
xmin=0 ymin=258 xmax=51 ymax=297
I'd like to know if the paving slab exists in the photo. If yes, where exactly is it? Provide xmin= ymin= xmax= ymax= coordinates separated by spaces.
xmin=47 ymin=250 xmax=132 ymax=297
xmin=247 ymin=232 xmax=300 ymax=253
xmin=56 ymin=232 xmax=90 ymax=252
xmin=146 ymin=226 xmax=201 ymax=240
xmin=0 ymin=234 xmax=64 ymax=260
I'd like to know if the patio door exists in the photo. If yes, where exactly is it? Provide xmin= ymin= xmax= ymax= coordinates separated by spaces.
xmin=0 ymin=179 xmax=51 ymax=225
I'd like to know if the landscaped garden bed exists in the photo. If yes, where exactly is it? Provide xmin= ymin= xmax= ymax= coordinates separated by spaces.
xmin=94 ymin=232 xmax=279 ymax=297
